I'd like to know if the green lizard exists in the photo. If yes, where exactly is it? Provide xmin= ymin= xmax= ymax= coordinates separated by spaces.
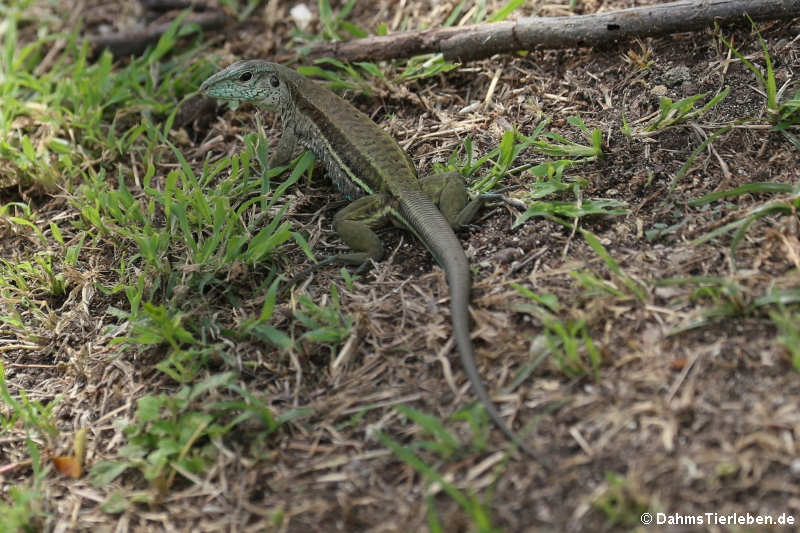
xmin=200 ymin=60 xmax=534 ymax=457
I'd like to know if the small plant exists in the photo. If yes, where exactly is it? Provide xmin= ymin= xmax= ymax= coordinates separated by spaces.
xmin=770 ymin=308 xmax=800 ymax=370
xmin=397 ymin=54 xmax=459 ymax=82
xmin=643 ymin=88 xmax=730 ymax=133
xmin=439 ymin=118 xmax=607 ymax=204
xmin=394 ymin=404 xmax=473 ymax=457
xmin=513 ymin=164 xmax=628 ymax=230
xmin=0 ymin=362 xmax=60 ymax=448
xmin=90 ymin=391 xmax=219 ymax=495
xmin=293 ymin=284 xmax=354 ymax=355
xmin=689 ymin=182 xmax=800 ymax=262
xmin=292 ymin=0 xmax=527 ymax=97
xmin=437 ymin=124 xmax=625 ymax=268
xmin=218 ymin=0 xmax=261 ymax=22
xmin=377 ymin=406 xmax=505 ymax=533
xmin=718 ymin=17 xmax=800 ymax=146
xmin=317 ymin=0 xmax=364 ymax=41
xmin=297 ymin=58 xmax=381 ymax=95
xmin=718 ymin=18 xmax=778 ymax=117
xmin=592 ymin=472 xmax=651 ymax=528
xmin=544 ymin=316 xmax=602 ymax=378
xmin=0 ymin=363 xmax=53 ymax=532
xmin=511 ymin=285 xmax=602 ymax=378
xmin=0 ymin=253 xmax=67 ymax=302
xmin=0 ymin=202 xmax=47 ymax=246
xmin=526 ymin=116 xmax=604 ymax=159
xmin=89 ymin=372 xmax=291 ymax=495
xmin=655 ymin=277 xmax=800 ymax=336
xmin=773 ymin=90 xmax=800 ymax=148
xmin=440 ymin=127 xmax=540 ymax=193
xmin=0 ymin=442 xmax=47 ymax=533
xmin=622 ymin=39 xmax=654 ymax=70
xmin=486 ymin=0 xmax=526 ymax=23
xmin=580 ymin=230 xmax=647 ymax=302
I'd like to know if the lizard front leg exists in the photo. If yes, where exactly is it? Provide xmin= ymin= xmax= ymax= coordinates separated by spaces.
xmin=269 ymin=127 xmax=300 ymax=168
xmin=328 ymin=194 xmax=394 ymax=266
xmin=282 ymin=195 xmax=393 ymax=292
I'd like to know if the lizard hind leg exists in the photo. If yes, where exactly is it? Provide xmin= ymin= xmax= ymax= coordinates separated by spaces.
xmin=419 ymin=171 xmax=483 ymax=229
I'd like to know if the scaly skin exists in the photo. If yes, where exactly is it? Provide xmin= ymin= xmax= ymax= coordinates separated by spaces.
xmin=200 ymin=60 xmax=534 ymax=457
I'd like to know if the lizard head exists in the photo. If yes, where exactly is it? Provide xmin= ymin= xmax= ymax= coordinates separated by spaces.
xmin=199 ymin=60 xmax=289 ymax=112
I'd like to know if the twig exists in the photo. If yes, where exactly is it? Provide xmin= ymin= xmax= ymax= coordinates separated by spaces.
xmin=307 ymin=0 xmax=800 ymax=62
xmin=87 ymin=9 xmax=229 ymax=57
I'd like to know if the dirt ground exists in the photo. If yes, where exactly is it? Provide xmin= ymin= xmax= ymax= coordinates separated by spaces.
xmin=2 ymin=0 xmax=800 ymax=532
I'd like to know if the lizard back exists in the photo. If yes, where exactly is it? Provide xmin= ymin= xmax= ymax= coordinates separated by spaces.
xmin=277 ymin=65 xmax=421 ymax=201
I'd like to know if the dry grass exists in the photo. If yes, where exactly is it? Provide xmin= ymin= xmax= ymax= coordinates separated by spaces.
xmin=1 ymin=1 xmax=799 ymax=532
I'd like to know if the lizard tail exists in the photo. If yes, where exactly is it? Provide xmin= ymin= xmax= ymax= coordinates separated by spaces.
xmin=399 ymin=190 xmax=537 ymax=458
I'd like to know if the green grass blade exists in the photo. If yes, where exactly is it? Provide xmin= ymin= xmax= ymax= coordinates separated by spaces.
xmin=689 ymin=182 xmax=793 ymax=206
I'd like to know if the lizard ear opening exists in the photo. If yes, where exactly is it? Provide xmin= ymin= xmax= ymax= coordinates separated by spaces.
xmin=270 ymin=75 xmax=280 ymax=88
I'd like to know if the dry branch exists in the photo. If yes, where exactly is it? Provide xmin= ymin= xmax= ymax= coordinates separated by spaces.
xmin=307 ymin=0 xmax=800 ymax=62
xmin=87 ymin=9 xmax=229 ymax=57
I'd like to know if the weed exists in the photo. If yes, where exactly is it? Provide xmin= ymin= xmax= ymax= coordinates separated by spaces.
xmin=592 ymin=472 xmax=651 ymax=528
xmin=378 ymin=412 xmax=505 ymax=533
xmin=718 ymin=17 xmax=800 ymax=146
xmin=317 ymin=0 xmax=363 ymax=41
xmin=293 ymin=284 xmax=354 ymax=355
xmin=89 ymin=372 xmax=298 ymax=496
xmin=622 ymin=39 xmax=654 ymax=71
xmin=580 ymin=230 xmax=647 ymax=302
xmin=0 ymin=440 xmax=47 ymax=533
xmin=527 ymin=116 xmax=604 ymax=159
xmin=655 ymin=277 xmax=800 ymax=336
xmin=770 ymin=308 xmax=800 ymax=370
xmin=511 ymin=285 xmax=601 ymax=378
xmin=0 ymin=363 xmax=53 ymax=531
xmin=487 ymin=0 xmax=526 ymax=23
xmin=689 ymin=183 xmax=800 ymax=263
xmin=644 ymin=88 xmax=729 ymax=133
xmin=513 ymin=162 xmax=628 ymax=229
xmin=0 ymin=362 xmax=60 ymax=447
xmin=293 ymin=0 xmax=528 ymax=90
xmin=218 ymin=0 xmax=261 ymax=22
xmin=439 ymin=117 xmax=605 ymax=199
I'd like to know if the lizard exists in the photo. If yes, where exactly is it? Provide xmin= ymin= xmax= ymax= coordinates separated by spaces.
xmin=199 ymin=60 xmax=535 ymax=457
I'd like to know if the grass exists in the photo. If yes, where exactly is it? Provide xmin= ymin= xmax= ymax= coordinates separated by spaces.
xmin=642 ymin=87 xmax=730 ymax=134
xmin=0 ymin=441 xmax=47 ymax=533
xmin=88 ymin=371 xmax=306 ymax=498
xmin=718 ymin=16 xmax=800 ymax=147
xmin=771 ymin=308 xmax=800 ymax=370
xmin=377 ymin=409 xmax=505 ymax=533
xmin=652 ymin=276 xmax=800 ymax=339
xmin=1 ymin=5 xmax=331 ymax=518
xmin=293 ymin=0 xmax=531 ymax=92
xmin=688 ymin=182 xmax=800 ymax=261
xmin=0 ymin=362 xmax=59 ymax=447
xmin=592 ymin=472 xmax=651 ymax=528
xmin=509 ymin=228 xmax=646 ymax=380
xmin=0 ymin=362 xmax=50 ymax=531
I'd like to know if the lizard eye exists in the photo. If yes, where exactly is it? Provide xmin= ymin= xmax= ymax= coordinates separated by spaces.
xmin=270 ymin=75 xmax=279 ymax=88
xmin=239 ymin=71 xmax=252 ymax=82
